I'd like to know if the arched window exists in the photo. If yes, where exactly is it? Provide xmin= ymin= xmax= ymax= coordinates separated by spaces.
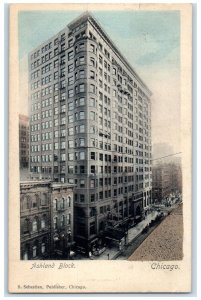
xmin=61 ymin=197 xmax=65 ymax=209
xmin=32 ymin=242 xmax=38 ymax=258
xmin=53 ymin=217 xmax=58 ymax=229
xmin=53 ymin=199 xmax=57 ymax=210
xmin=41 ymin=215 xmax=46 ymax=229
xmin=32 ymin=195 xmax=38 ymax=208
xmin=67 ymin=196 xmax=71 ymax=207
xmin=23 ymin=244 xmax=29 ymax=260
xmin=23 ymin=218 xmax=29 ymax=234
xmin=41 ymin=193 xmax=47 ymax=206
xmin=32 ymin=217 xmax=38 ymax=232
xmin=41 ymin=238 xmax=46 ymax=254
xmin=61 ymin=215 xmax=65 ymax=227
xmin=23 ymin=196 xmax=29 ymax=210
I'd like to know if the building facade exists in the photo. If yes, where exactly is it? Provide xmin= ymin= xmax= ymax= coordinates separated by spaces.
xmin=19 ymin=114 xmax=29 ymax=168
xmin=28 ymin=13 xmax=152 ymax=250
xmin=20 ymin=181 xmax=74 ymax=259
xmin=152 ymin=159 xmax=182 ymax=202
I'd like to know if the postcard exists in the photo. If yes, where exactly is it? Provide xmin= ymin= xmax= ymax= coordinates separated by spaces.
xmin=9 ymin=3 xmax=192 ymax=293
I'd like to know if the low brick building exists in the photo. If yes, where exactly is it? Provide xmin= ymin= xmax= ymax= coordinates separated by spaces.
xmin=20 ymin=181 xmax=74 ymax=260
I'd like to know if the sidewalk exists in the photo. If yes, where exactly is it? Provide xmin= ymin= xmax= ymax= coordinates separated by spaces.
xmin=94 ymin=210 xmax=158 ymax=260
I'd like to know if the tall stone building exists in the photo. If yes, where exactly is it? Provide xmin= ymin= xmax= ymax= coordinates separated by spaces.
xmin=28 ymin=12 xmax=152 ymax=250
xmin=19 ymin=114 xmax=29 ymax=168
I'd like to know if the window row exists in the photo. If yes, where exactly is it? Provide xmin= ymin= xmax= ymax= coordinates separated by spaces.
xmin=21 ymin=194 xmax=48 ymax=210
xmin=22 ymin=216 xmax=48 ymax=234
xmin=53 ymin=197 xmax=71 ymax=210
xmin=68 ymin=124 xmax=85 ymax=135
xmin=53 ymin=214 xmax=71 ymax=229
xmin=22 ymin=239 xmax=48 ymax=260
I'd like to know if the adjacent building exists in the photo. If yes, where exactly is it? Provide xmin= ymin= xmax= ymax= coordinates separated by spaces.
xmin=28 ymin=12 xmax=152 ymax=251
xmin=19 ymin=114 xmax=29 ymax=168
xmin=20 ymin=181 xmax=74 ymax=260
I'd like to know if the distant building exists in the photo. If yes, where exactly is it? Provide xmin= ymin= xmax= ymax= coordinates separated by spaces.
xmin=19 ymin=114 xmax=29 ymax=168
xmin=152 ymin=158 xmax=182 ymax=202
xmin=20 ymin=181 xmax=74 ymax=260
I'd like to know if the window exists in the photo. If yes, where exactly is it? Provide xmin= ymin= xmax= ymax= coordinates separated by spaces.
xmin=68 ymin=102 xmax=74 ymax=110
xmin=61 ymin=55 xmax=66 ymax=65
xmin=61 ymin=44 xmax=65 ymax=51
xmin=79 ymin=56 xmax=85 ymax=64
xmin=68 ymin=51 xmax=74 ymax=60
xmin=91 ymin=194 xmax=95 ymax=202
xmin=79 ymin=111 xmax=85 ymax=120
xmin=80 ymin=138 xmax=85 ymax=146
xmin=79 ymin=43 xmax=85 ymax=50
xmin=68 ymin=89 xmax=74 ymax=97
xmin=54 ymin=59 xmax=59 ymax=69
xmin=68 ymin=115 xmax=73 ymax=123
xmin=66 ymin=213 xmax=71 ymax=224
xmin=79 ymin=125 xmax=85 ymax=133
xmin=68 ymin=76 xmax=73 ymax=85
xmin=54 ymin=95 xmax=59 ymax=103
xmin=68 ymin=64 xmax=73 ymax=72
xmin=61 ymin=153 xmax=66 ymax=161
xmin=61 ymin=141 xmax=65 ymax=149
xmin=90 ymin=44 xmax=95 ymax=53
xmin=68 ymin=166 xmax=73 ymax=174
xmin=68 ymin=153 xmax=74 ymax=161
xmin=32 ymin=218 xmax=38 ymax=232
xmin=79 ymin=84 xmax=85 ymax=93
xmin=23 ymin=219 xmax=29 ymax=234
xmin=90 ymin=84 xmax=95 ymax=93
xmin=61 ymin=215 xmax=65 ymax=227
xmin=79 ymin=70 xmax=85 ymax=79
xmin=90 ymin=179 xmax=95 ymax=188
xmin=90 ymin=70 xmax=95 ymax=79
xmin=68 ymin=140 xmax=74 ymax=148
xmin=54 ymin=83 xmax=58 ymax=91
xmin=68 ymin=39 xmax=73 ymax=47
xmin=90 ymin=57 xmax=95 ymax=67
xmin=79 ymin=97 xmax=85 ymax=106
xmin=32 ymin=245 xmax=37 ymax=258
xmin=80 ymin=166 xmax=85 ymax=174
xmin=91 ymin=152 xmax=95 ymax=160
xmin=80 ymin=195 xmax=85 ymax=202
xmin=99 ymin=55 xmax=102 ymax=64
xmin=61 ymin=105 xmax=66 ymax=113
xmin=41 ymin=217 xmax=46 ymax=229
xmin=80 ymin=151 xmax=85 ymax=160
xmin=90 ymin=111 xmax=95 ymax=120
xmin=53 ymin=217 xmax=57 ymax=229
xmin=54 ymin=71 xmax=58 ymax=80
xmin=91 ymin=165 xmax=95 ymax=173
xmin=53 ymin=199 xmax=58 ymax=210
xmin=54 ymin=107 xmax=58 ymax=115
xmin=41 ymin=242 xmax=46 ymax=254
xmin=80 ymin=179 xmax=85 ymax=188
xmin=23 ymin=197 xmax=29 ymax=210
xmin=67 ymin=196 xmax=71 ymax=207
xmin=32 ymin=196 xmax=37 ymax=208
xmin=90 ymin=125 xmax=95 ymax=133
xmin=90 ymin=98 xmax=95 ymax=107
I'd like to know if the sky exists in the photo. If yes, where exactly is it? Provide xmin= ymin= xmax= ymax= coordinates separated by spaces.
xmin=18 ymin=9 xmax=181 ymax=154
